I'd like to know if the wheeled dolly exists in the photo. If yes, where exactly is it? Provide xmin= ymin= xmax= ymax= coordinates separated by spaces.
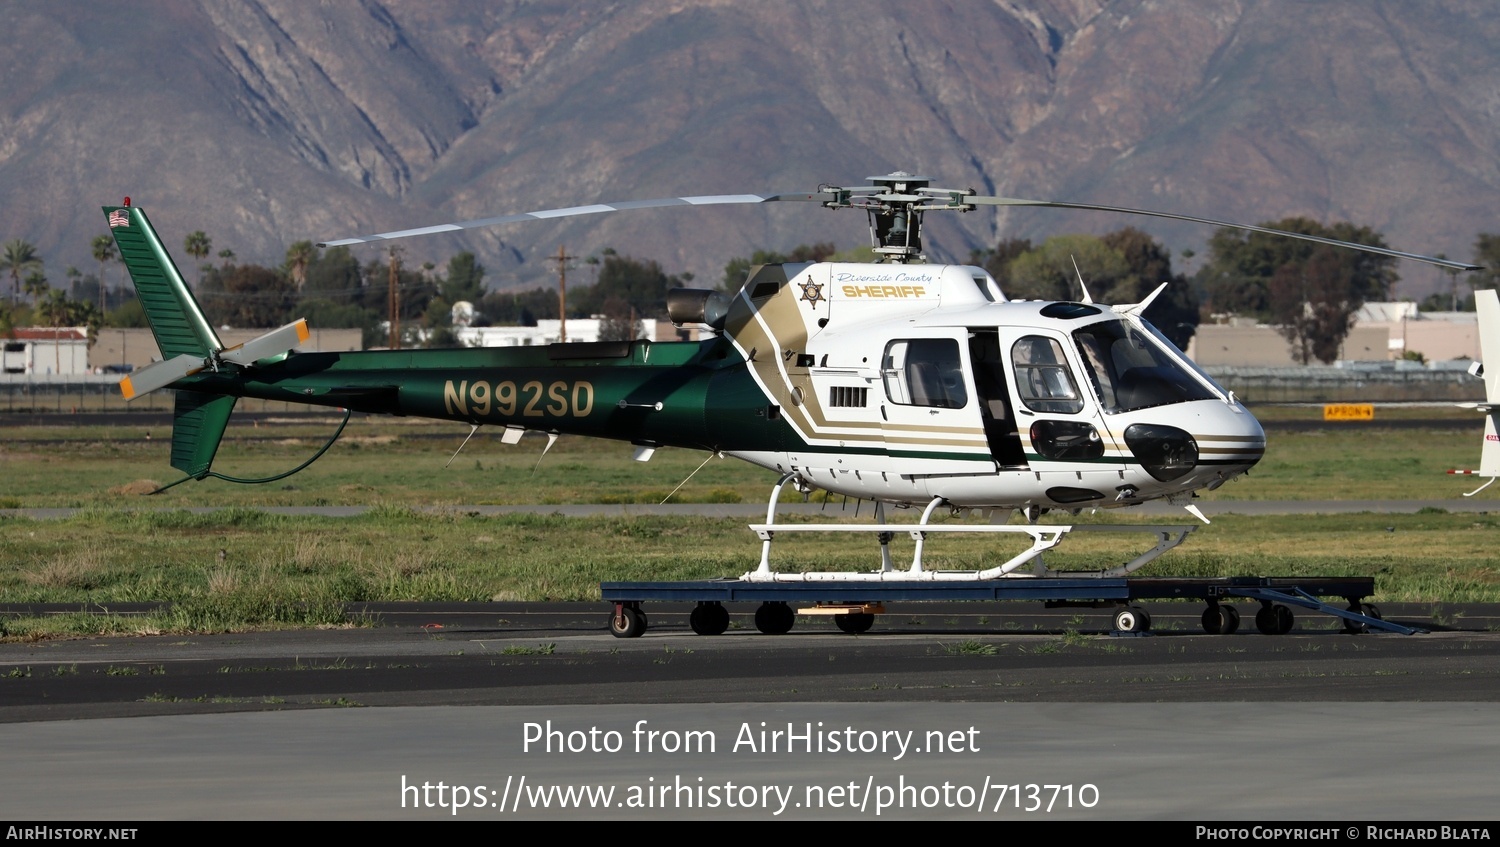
xmin=600 ymin=575 xmax=1419 ymax=637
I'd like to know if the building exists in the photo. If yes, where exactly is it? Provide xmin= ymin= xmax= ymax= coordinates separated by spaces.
xmin=1186 ymin=303 xmax=1482 ymax=367
xmin=457 ymin=319 xmax=697 ymax=348
xmin=1 ymin=328 xmax=90 ymax=376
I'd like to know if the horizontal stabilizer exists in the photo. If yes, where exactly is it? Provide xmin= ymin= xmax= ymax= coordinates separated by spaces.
xmin=119 ymin=354 xmax=207 ymax=400
xmin=219 ymin=319 xmax=309 ymax=366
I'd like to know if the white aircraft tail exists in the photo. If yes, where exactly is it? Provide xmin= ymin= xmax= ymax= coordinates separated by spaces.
xmin=1455 ymin=288 xmax=1500 ymax=495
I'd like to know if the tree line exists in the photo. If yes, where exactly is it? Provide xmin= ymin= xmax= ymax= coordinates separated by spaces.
xmin=975 ymin=222 xmax=1499 ymax=365
xmin=0 ymin=229 xmax=703 ymax=348
xmin=5 ymin=220 xmax=1497 ymax=364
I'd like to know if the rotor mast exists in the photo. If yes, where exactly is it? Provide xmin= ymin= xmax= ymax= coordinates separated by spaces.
xmin=818 ymin=172 xmax=976 ymax=264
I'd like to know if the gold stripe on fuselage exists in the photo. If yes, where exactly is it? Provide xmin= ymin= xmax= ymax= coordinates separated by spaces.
xmin=732 ymin=282 xmax=987 ymax=451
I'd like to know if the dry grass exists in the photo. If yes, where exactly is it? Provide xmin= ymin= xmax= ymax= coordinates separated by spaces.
xmin=205 ymin=567 xmax=240 ymax=595
xmin=24 ymin=552 xmax=107 ymax=590
xmin=108 ymin=479 xmax=160 ymax=496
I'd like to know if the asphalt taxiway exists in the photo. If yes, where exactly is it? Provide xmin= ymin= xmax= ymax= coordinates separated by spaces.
xmin=2 ymin=602 xmax=1498 ymax=819
xmin=2 ymin=601 xmax=1497 ymax=722
xmin=3 ymin=495 xmax=1497 ymax=819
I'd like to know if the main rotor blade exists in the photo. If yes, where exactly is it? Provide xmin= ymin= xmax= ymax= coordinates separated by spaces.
xmin=318 ymin=192 xmax=833 ymax=247
xmin=963 ymin=195 xmax=1481 ymax=271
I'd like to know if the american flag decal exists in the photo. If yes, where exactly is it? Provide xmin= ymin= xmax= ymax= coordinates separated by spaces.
xmin=108 ymin=209 xmax=130 ymax=228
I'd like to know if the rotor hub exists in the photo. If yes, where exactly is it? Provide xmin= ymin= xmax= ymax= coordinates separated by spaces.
xmin=820 ymin=172 xmax=974 ymax=263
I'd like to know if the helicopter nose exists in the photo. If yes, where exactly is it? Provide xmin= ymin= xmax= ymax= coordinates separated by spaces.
xmin=1194 ymin=402 xmax=1267 ymax=480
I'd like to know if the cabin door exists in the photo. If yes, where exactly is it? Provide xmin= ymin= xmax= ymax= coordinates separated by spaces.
xmin=995 ymin=328 xmax=1126 ymax=506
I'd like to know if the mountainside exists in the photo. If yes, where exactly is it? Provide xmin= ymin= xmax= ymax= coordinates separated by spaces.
xmin=2 ymin=0 xmax=1497 ymax=298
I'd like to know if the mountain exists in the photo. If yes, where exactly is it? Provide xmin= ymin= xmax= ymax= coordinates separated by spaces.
xmin=2 ymin=0 xmax=1496 ymax=298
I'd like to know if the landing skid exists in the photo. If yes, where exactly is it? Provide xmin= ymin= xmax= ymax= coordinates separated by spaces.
xmin=744 ymin=473 xmax=1195 ymax=582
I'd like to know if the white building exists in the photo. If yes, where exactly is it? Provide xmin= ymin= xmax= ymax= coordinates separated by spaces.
xmin=458 ymin=319 xmax=694 ymax=348
xmin=1 ymin=327 xmax=89 ymax=376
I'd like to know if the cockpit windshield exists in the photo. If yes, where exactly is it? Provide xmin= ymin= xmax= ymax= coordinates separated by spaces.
xmin=1073 ymin=320 xmax=1217 ymax=413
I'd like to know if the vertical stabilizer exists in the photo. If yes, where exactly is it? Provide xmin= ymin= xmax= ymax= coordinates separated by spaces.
xmin=104 ymin=202 xmax=222 ymax=358
xmin=1479 ymin=414 xmax=1500 ymax=479
xmin=1476 ymin=289 xmax=1500 ymax=479
xmin=1456 ymin=289 xmax=1500 ymax=494
xmin=1476 ymin=289 xmax=1500 ymax=405
xmin=170 ymin=392 xmax=238 ymax=479
xmin=106 ymin=202 xmax=234 ymax=484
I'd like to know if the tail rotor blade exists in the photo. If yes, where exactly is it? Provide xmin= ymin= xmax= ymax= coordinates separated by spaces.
xmin=119 ymin=354 xmax=206 ymax=400
xmin=219 ymin=319 xmax=310 ymax=366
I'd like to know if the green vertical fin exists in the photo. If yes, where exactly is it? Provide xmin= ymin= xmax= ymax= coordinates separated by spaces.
xmin=104 ymin=205 xmax=221 ymax=359
xmin=170 ymin=392 xmax=237 ymax=479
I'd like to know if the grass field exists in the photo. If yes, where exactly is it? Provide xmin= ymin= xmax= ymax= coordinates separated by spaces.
xmin=0 ymin=405 xmax=1496 ymax=636
xmin=0 ymin=406 xmax=1486 ymax=507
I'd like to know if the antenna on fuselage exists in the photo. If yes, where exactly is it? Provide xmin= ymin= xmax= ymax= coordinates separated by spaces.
xmin=445 ymin=424 xmax=481 ymax=468
xmin=1071 ymin=256 xmax=1094 ymax=304
xmin=532 ymin=431 xmax=560 ymax=476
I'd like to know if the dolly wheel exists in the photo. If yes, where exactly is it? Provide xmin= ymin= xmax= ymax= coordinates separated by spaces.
xmin=689 ymin=603 xmax=730 ymax=636
xmin=610 ymin=605 xmax=647 ymax=638
xmin=1255 ymin=604 xmax=1294 ymax=635
xmin=835 ymin=612 xmax=875 ymax=634
xmin=1113 ymin=606 xmax=1151 ymax=633
xmin=1202 ymin=604 xmax=1240 ymax=635
xmin=754 ymin=602 xmax=795 ymax=635
xmin=1343 ymin=602 xmax=1384 ymax=634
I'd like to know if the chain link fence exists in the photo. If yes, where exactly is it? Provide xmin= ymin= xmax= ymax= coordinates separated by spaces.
xmin=1204 ymin=366 xmax=1484 ymax=403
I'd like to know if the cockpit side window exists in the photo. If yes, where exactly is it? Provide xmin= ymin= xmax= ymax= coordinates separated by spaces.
xmin=1072 ymin=320 xmax=1217 ymax=413
xmin=882 ymin=339 xmax=969 ymax=409
xmin=1011 ymin=336 xmax=1084 ymax=414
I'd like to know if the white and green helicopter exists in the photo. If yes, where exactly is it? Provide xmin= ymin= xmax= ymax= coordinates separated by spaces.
xmin=108 ymin=173 xmax=1481 ymax=595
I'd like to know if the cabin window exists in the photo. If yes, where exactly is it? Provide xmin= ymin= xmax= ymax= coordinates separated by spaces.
xmin=1011 ymin=336 xmax=1084 ymax=414
xmin=882 ymin=339 xmax=968 ymax=409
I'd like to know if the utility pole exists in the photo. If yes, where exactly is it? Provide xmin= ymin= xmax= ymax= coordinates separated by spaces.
xmin=388 ymin=245 xmax=403 ymax=349
xmin=552 ymin=242 xmax=573 ymax=341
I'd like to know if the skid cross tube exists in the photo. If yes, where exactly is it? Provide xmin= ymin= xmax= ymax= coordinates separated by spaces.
xmin=744 ymin=486 xmax=1197 ymax=582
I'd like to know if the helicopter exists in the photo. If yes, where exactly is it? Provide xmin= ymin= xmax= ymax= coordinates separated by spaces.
xmin=105 ymin=173 xmax=1482 ymax=589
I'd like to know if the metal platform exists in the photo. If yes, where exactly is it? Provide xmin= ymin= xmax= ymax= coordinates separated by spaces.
xmin=600 ymin=574 xmax=1423 ymax=638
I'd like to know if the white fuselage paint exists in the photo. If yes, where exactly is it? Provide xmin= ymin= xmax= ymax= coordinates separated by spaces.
xmin=720 ymin=262 xmax=1264 ymax=510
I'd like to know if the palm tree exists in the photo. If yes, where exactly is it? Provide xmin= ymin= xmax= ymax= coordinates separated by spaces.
xmin=64 ymin=265 xmax=83 ymax=305
xmin=184 ymin=231 xmax=211 ymax=286
xmin=66 ymin=298 xmax=102 ymax=349
xmin=285 ymin=240 xmax=316 ymax=289
xmin=2 ymin=239 xmax=43 ymax=307
xmin=91 ymin=235 xmax=116 ymax=312
xmin=22 ymin=270 xmax=49 ymax=303
xmin=40 ymin=288 xmax=71 ymax=326
xmin=39 ymin=289 xmax=73 ymax=374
